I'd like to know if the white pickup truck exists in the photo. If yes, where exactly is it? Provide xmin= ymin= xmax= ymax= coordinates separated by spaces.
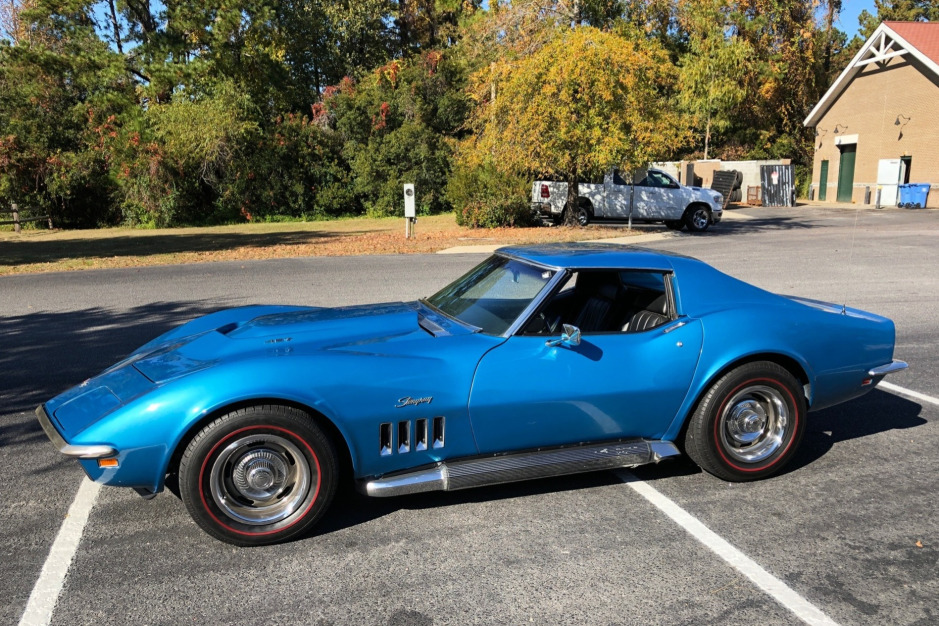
xmin=531 ymin=168 xmax=723 ymax=232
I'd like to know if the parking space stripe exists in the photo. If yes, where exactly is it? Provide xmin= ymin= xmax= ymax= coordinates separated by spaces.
xmin=18 ymin=478 xmax=101 ymax=626
xmin=879 ymin=381 xmax=939 ymax=407
xmin=616 ymin=470 xmax=840 ymax=626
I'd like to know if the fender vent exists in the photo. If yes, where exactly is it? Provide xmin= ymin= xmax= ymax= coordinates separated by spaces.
xmin=379 ymin=418 xmax=443 ymax=456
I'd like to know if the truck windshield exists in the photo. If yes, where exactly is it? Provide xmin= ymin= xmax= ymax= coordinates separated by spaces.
xmin=424 ymin=255 xmax=556 ymax=335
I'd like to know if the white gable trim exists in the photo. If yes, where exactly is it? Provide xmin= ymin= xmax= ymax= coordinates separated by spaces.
xmin=804 ymin=22 xmax=939 ymax=127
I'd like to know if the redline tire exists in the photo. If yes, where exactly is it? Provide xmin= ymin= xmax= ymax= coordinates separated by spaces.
xmin=684 ymin=362 xmax=805 ymax=481
xmin=180 ymin=405 xmax=337 ymax=546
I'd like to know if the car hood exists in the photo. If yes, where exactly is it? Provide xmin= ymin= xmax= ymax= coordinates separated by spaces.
xmin=130 ymin=301 xmax=468 ymax=384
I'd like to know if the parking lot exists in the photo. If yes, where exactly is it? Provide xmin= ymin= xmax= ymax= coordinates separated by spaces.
xmin=2 ymin=205 xmax=937 ymax=625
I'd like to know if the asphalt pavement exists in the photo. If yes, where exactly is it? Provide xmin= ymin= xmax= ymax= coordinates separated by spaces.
xmin=1 ymin=205 xmax=936 ymax=625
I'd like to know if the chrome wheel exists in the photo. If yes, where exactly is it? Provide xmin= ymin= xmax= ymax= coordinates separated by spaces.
xmin=209 ymin=433 xmax=314 ymax=526
xmin=576 ymin=207 xmax=591 ymax=226
xmin=690 ymin=207 xmax=710 ymax=230
xmin=718 ymin=385 xmax=788 ymax=463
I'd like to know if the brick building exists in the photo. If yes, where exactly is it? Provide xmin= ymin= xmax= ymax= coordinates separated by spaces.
xmin=804 ymin=21 xmax=939 ymax=207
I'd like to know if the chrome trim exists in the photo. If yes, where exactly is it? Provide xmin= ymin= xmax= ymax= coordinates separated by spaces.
xmin=649 ymin=441 xmax=681 ymax=462
xmin=362 ymin=438 xmax=679 ymax=498
xmin=363 ymin=465 xmax=449 ymax=497
xmin=662 ymin=319 xmax=688 ymax=334
xmin=35 ymin=405 xmax=117 ymax=459
xmin=495 ymin=250 xmax=562 ymax=272
xmin=868 ymin=360 xmax=908 ymax=377
xmin=503 ymin=268 xmax=569 ymax=337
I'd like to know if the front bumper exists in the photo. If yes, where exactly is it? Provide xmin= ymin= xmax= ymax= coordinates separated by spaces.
xmin=35 ymin=405 xmax=116 ymax=459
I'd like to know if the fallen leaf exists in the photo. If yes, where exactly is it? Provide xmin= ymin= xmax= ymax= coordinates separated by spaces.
xmin=915 ymin=540 xmax=923 ymax=548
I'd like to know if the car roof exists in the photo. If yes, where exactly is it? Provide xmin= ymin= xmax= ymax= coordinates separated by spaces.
xmin=496 ymin=243 xmax=694 ymax=271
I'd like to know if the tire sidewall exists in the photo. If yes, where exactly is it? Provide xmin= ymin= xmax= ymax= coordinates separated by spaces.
xmin=181 ymin=407 xmax=336 ymax=546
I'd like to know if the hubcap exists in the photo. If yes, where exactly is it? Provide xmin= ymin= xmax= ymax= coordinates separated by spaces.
xmin=718 ymin=385 xmax=788 ymax=463
xmin=210 ymin=433 xmax=314 ymax=526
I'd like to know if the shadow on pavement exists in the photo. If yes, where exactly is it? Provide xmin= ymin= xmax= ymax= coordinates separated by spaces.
xmin=0 ymin=229 xmax=356 ymax=268
xmin=0 ymin=300 xmax=223 ymax=415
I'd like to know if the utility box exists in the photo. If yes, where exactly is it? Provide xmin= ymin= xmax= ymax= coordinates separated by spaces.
xmin=760 ymin=165 xmax=795 ymax=207
xmin=403 ymin=184 xmax=416 ymax=218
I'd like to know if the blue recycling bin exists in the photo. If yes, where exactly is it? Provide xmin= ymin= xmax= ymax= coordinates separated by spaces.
xmin=898 ymin=183 xmax=930 ymax=208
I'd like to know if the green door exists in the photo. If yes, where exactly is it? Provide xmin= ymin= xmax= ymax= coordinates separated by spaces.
xmin=819 ymin=160 xmax=829 ymax=201
xmin=837 ymin=146 xmax=856 ymax=203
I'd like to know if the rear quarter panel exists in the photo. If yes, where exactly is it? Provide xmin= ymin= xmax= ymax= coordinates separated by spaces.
xmin=662 ymin=257 xmax=896 ymax=440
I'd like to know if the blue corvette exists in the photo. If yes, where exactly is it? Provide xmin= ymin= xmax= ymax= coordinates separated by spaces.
xmin=38 ymin=243 xmax=906 ymax=545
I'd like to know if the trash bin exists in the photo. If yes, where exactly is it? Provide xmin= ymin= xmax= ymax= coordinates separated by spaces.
xmin=898 ymin=183 xmax=930 ymax=208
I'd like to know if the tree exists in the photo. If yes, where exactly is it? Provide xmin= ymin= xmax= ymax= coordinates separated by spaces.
xmin=859 ymin=0 xmax=939 ymax=39
xmin=460 ymin=25 xmax=685 ymax=225
xmin=677 ymin=0 xmax=753 ymax=159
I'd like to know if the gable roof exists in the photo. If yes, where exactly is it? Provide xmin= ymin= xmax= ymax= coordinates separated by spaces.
xmin=804 ymin=21 xmax=939 ymax=127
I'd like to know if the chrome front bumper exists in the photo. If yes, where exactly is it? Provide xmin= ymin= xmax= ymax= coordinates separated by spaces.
xmin=35 ymin=405 xmax=117 ymax=459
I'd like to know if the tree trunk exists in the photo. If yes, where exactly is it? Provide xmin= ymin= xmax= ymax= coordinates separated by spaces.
xmin=564 ymin=169 xmax=580 ymax=226
xmin=107 ymin=0 xmax=123 ymax=54
xmin=704 ymin=113 xmax=711 ymax=160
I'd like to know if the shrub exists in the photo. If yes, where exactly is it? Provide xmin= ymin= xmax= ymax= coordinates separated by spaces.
xmin=448 ymin=161 xmax=535 ymax=228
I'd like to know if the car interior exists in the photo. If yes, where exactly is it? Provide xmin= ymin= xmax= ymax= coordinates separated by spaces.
xmin=522 ymin=270 xmax=673 ymax=336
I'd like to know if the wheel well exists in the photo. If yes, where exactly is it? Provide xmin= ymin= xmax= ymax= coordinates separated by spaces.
xmin=166 ymin=399 xmax=355 ymax=483
xmin=577 ymin=197 xmax=594 ymax=215
xmin=676 ymin=353 xmax=811 ymax=445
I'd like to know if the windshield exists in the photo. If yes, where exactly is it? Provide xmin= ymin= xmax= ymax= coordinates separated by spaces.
xmin=425 ymin=255 xmax=556 ymax=335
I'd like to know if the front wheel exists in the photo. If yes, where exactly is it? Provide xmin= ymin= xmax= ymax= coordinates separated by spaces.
xmin=180 ymin=405 xmax=337 ymax=546
xmin=683 ymin=362 xmax=805 ymax=481
xmin=684 ymin=205 xmax=711 ymax=232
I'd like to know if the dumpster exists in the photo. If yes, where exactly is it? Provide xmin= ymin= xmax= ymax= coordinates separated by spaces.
xmin=760 ymin=165 xmax=795 ymax=207
xmin=898 ymin=183 xmax=930 ymax=208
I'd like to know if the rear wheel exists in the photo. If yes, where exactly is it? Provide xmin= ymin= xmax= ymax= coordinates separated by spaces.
xmin=684 ymin=362 xmax=805 ymax=481
xmin=180 ymin=405 xmax=337 ymax=546
xmin=576 ymin=202 xmax=592 ymax=227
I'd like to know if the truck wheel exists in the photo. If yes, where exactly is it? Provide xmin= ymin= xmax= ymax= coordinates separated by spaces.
xmin=664 ymin=220 xmax=685 ymax=231
xmin=576 ymin=202 xmax=592 ymax=227
xmin=684 ymin=205 xmax=711 ymax=232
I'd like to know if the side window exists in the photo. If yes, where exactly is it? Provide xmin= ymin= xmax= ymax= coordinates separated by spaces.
xmin=612 ymin=169 xmax=628 ymax=185
xmin=520 ymin=270 xmax=673 ymax=335
xmin=646 ymin=172 xmax=673 ymax=188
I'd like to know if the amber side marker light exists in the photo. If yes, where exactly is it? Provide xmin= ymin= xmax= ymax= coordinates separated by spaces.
xmin=98 ymin=458 xmax=119 ymax=468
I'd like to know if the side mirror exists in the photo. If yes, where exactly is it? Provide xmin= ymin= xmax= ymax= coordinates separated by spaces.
xmin=545 ymin=324 xmax=582 ymax=348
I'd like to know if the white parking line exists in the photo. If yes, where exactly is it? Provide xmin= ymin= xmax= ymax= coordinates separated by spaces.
xmin=18 ymin=478 xmax=101 ymax=626
xmin=879 ymin=381 xmax=939 ymax=407
xmin=616 ymin=470 xmax=840 ymax=626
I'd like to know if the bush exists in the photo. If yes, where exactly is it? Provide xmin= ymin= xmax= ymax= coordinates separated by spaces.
xmin=447 ymin=161 xmax=535 ymax=228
